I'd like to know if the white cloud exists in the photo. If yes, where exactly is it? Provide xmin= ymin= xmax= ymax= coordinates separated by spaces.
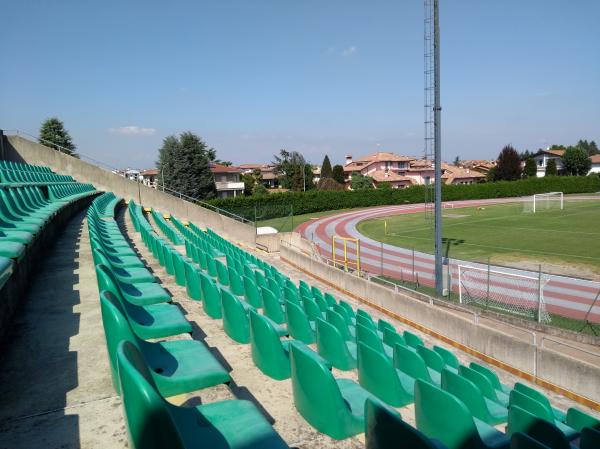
xmin=109 ymin=126 xmax=156 ymax=136
xmin=342 ymin=46 xmax=357 ymax=57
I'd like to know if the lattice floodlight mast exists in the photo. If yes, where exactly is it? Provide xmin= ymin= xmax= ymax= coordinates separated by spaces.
xmin=424 ymin=0 xmax=443 ymax=295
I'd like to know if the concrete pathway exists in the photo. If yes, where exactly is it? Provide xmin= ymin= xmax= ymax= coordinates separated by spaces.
xmin=0 ymin=210 xmax=126 ymax=449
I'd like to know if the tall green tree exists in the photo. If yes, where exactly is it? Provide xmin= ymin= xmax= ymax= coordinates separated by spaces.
xmin=273 ymin=149 xmax=313 ymax=191
xmin=496 ymin=145 xmax=522 ymax=181
xmin=39 ymin=117 xmax=77 ymax=157
xmin=332 ymin=164 xmax=345 ymax=184
xmin=563 ymin=146 xmax=592 ymax=176
xmin=545 ymin=159 xmax=557 ymax=176
xmin=519 ymin=150 xmax=534 ymax=161
xmin=156 ymin=131 xmax=216 ymax=199
xmin=575 ymin=139 xmax=599 ymax=156
xmin=350 ymin=173 xmax=374 ymax=190
xmin=320 ymin=155 xmax=333 ymax=179
xmin=523 ymin=158 xmax=537 ymax=177
xmin=453 ymin=156 xmax=461 ymax=166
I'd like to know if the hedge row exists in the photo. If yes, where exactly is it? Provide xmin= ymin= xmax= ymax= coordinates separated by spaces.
xmin=207 ymin=175 xmax=600 ymax=221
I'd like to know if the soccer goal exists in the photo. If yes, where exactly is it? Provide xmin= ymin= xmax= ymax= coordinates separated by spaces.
xmin=523 ymin=191 xmax=563 ymax=213
xmin=457 ymin=265 xmax=551 ymax=323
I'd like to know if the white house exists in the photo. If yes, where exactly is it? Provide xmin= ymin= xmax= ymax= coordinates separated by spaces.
xmin=589 ymin=154 xmax=600 ymax=175
xmin=532 ymin=149 xmax=565 ymax=177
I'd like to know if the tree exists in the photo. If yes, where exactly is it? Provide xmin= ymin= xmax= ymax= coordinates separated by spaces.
xmin=242 ymin=173 xmax=255 ymax=196
xmin=273 ymin=149 xmax=313 ymax=191
xmin=523 ymin=158 xmax=537 ymax=178
xmin=350 ymin=173 xmax=374 ymax=190
xmin=486 ymin=166 xmax=499 ymax=182
xmin=563 ymin=146 xmax=591 ymax=176
xmin=39 ymin=117 xmax=77 ymax=157
xmin=545 ymin=159 xmax=557 ymax=176
xmin=519 ymin=150 xmax=534 ymax=161
xmin=156 ymin=131 xmax=216 ymax=199
xmin=317 ymin=177 xmax=344 ymax=191
xmin=332 ymin=164 xmax=345 ymax=184
xmin=320 ymin=155 xmax=333 ymax=179
xmin=252 ymin=183 xmax=268 ymax=196
xmin=453 ymin=156 xmax=461 ymax=166
xmin=575 ymin=139 xmax=599 ymax=156
xmin=378 ymin=181 xmax=393 ymax=190
xmin=496 ymin=145 xmax=522 ymax=181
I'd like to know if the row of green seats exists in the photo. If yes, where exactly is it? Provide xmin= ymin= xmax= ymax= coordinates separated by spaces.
xmin=92 ymin=196 xmax=288 ymax=449
xmin=150 ymin=209 xmax=184 ymax=245
xmin=0 ymin=160 xmax=52 ymax=172
xmin=0 ymin=168 xmax=74 ymax=184
xmin=48 ymin=183 xmax=95 ymax=201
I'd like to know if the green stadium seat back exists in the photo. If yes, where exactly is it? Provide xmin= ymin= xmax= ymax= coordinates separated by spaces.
xmin=565 ymin=407 xmax=600 ymax=432
xmin=514 ymin=383 xmax=565 ymax=423
xmin=433 ymin=345 xmax=460 ymax=369
xmin=221 ymin=289 xmax=251 ymax=344
xmin=249 ymin=310 xmax=290 ymax=380
xmin=285 ymin=300 xmax=315 ymax=344
xmin=507 ymin=405 xmax=573 ymax=449
xmin=471 ymin=362 xmax=512 ymax=395
xmin=316 ymin=318 xmax=357 ymax=371
xmin=199 ymin=272 xmax=222 ymax=318
xmin=183 ymin=260 xmax=202 ymax=301
xmin=404 ymin=330 xmax=425 ymax=349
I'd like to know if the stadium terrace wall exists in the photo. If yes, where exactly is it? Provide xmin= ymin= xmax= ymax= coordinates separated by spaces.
xmin=280 ymin=243 xmax=600 ymax=408
xmin=2 ymin=135 xmax=257 ymax=245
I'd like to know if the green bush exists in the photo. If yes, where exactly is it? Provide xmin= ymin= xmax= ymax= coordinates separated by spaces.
xmin=207 ymin=176 xmax=600 ymax=221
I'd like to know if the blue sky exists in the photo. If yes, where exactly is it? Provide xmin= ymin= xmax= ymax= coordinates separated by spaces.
xmin=1 ymin=0 xmax=598 ymax=169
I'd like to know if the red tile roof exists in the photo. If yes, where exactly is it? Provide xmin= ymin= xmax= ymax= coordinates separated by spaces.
xmin=210 ymin=164 xmax=241 ymax=173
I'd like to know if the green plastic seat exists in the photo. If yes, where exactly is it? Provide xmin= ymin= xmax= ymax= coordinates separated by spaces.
xmin=514 ymin=383 xmax=565 ymax=423
xmin=249 ymin=310 xmax=290 ymax=380
xmin=221 ymin=289 xmax=252 ymax=344
xmin=382 ymin=328 xmax=406 ymax=349
xmin=183 ymin=260 xmax=202 ymax=301
xmin=333 ymin=303 xmax=355 ymax=327
xmin=116 ymin=341 xmax=289 ymax=449
xmin=315 ymin=318 xmax=357 ymax=370
xmin=356 ymin=323 xmax=393 ymax=359
xmin=365 ymin=398 xmax=448 ymax=449
xmin=93 ymin=249 xmax=156 ymax=284
xmin=313 ymin=294 xmax=329 ymax=313
xmin=460 ymin=365 xmax=508 ymax=408
xmin=394 ymin=344 xmax=440 ymax=386
xmin=206 ymin=256 xmax=218 ymax=277
xmin=434 ymin=345 xmax=460 ymax=369
xmin=441 ymin=369 xmax=508 ymax=426
xmin=418 ymin=345 xmax=457 ymax=374
xmin=510 ymin=432 xmax=552 ymax=449
xmin=377 ymin=319 xmax=395 ymax=334
xmin=261 ymin=286 xmax=286 ymax=325
xmin=303 ymin=295 xmax=323 ymax=321
xmin=339 ymin=300 xmax=356 ymax=318
xmin=96 ymin=263 xmax=171 ymax=306
xmin=228 ymin=266 xmax=245 ymax=296
xmin=415 ymin=380 xmax=510 ymax=449
xmin=471 ymin=362 xmax=512 ymax=395
xmin=285 ymin=300 xmax=315 ymax=344
xmin=215 ymin=259 xmax=230 ymax=286
xmin=404 ymin=330 xmax=425 ymax=348
xmin=243 ymin=275 xmax=263 ymax=308
xmin=565 ymin=407 xmax=600 ymax=432
xmin=327 ymin=309 xmax=355 ymax=341
xmin=508 ymin=390 xmax=578 ymax=441
xmin=91 ymin=244 xmax=145 ymax=268
xmin=324 ymin=292 xmax=337 ymax=307
xmin=581 ymin=427 xmax=600 ymax=449
xmin=0 ymin=241 xmax=25 ymax=259
xmin=101 ymin=291 xmax=229 ymax=397
xmin=199 ymin=272 xmax=222 ymax=318
xmin=358 ymin=342 xmax=414 ymax=407
xmin=289 ymin=341 xmax=378 ymax=440
xmin=284 ymin=285 xmax=301 ymax=305
xmin=171 ymin=252 xmax=187 ymax=287
xmin=506 ymin=405 xmax=574 ymax=449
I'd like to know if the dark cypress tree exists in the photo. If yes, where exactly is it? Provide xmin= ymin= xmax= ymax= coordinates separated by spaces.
xmin=496 ymin=145 xmax=522 ymax=181
xmin=157 ymin=132 xmax=216 ymax=199
xmin=332 ymin=164 xmax=345 ymax=184
xmin=545 ymin=159 xmax=557 ymax=176
xmin=39 ymin=117 xmax=78 ymax=157
xmin=321 ymin=155 xmax=333 ymax=179
xmin=523 ymin=158 xmax=537 ymax=178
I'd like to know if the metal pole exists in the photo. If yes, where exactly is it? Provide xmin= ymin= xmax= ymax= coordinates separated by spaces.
xmin=433 ymin=0 xmax=444 ymax=296
xmin=486 ymin=257 xmax=491 ymax=309
xmin=356 ymin=239 xmax=361 ymax=272
xmin=537 ymin=264 xmax=543 ymax=323
xmin=412 ymin=247 xmax=416 ymax=284
xmin=380 ymin=242 xmax=384 ymax=276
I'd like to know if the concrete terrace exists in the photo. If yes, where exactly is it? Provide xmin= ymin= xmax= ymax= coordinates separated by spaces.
xmin=0 ymin=204 xmax=597 ymax=448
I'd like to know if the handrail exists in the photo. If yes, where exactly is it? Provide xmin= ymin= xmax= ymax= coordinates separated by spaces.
xmin=2 ymin=129 xmax=253 ymax=225
xmin=540 ymin=336 xmax=600 ymax=359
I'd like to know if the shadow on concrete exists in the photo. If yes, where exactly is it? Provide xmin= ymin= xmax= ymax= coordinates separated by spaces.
xmin=0 ymin=210 xmax=85 ymax=447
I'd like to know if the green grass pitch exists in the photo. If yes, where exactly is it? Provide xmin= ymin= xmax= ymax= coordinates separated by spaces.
xmin=357 ymin=199 xmax=600 ymax=278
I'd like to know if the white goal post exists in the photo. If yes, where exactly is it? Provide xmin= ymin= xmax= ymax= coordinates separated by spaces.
xmin=525 ymin=191 xmax=563 ymax=213
xmin=458 ymin=264 xmax=551 ymax=323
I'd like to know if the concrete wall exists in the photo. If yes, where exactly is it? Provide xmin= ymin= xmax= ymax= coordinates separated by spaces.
xmin=280 ymin=243 xmax=600 ymax=404
xmin=3 ymin=135 xmax=257 ymax=245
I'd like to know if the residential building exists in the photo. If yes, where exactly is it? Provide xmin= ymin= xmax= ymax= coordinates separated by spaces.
xmin=459 ymin=160 xmax=496 ymax=175
xmin=112 ymin=168 xmax=140 ymax=181
xmin=532 ymin=149 xmax=566 ymax=177
xmin=239 ymin=163 xmax=280 ymax=189
xmin=211 ymin=164 xmax=244 ymax=198
xmin=139 ymin=169 xmax=159 ymax=188
xmin=589 ymin=154 xmax=600 ymax=175
xmin=441 ymin=163 xmax=486 ymax=185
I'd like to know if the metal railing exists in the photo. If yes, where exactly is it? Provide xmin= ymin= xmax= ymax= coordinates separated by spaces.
xmin=2 ymin=128 xmax=253 ymax=225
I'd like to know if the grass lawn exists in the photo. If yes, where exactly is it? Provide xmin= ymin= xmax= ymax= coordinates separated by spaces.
xmin=257 ymin=208 xmax=353 ymax=233
xmin=357 ymin=199 xmax=600 ymax=278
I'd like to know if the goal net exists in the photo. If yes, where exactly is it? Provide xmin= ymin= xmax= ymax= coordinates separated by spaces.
xmin=458 ymin=265 xmax=551 ymax=323
xmin=523 ymin=191 xmax=563 ymax=214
